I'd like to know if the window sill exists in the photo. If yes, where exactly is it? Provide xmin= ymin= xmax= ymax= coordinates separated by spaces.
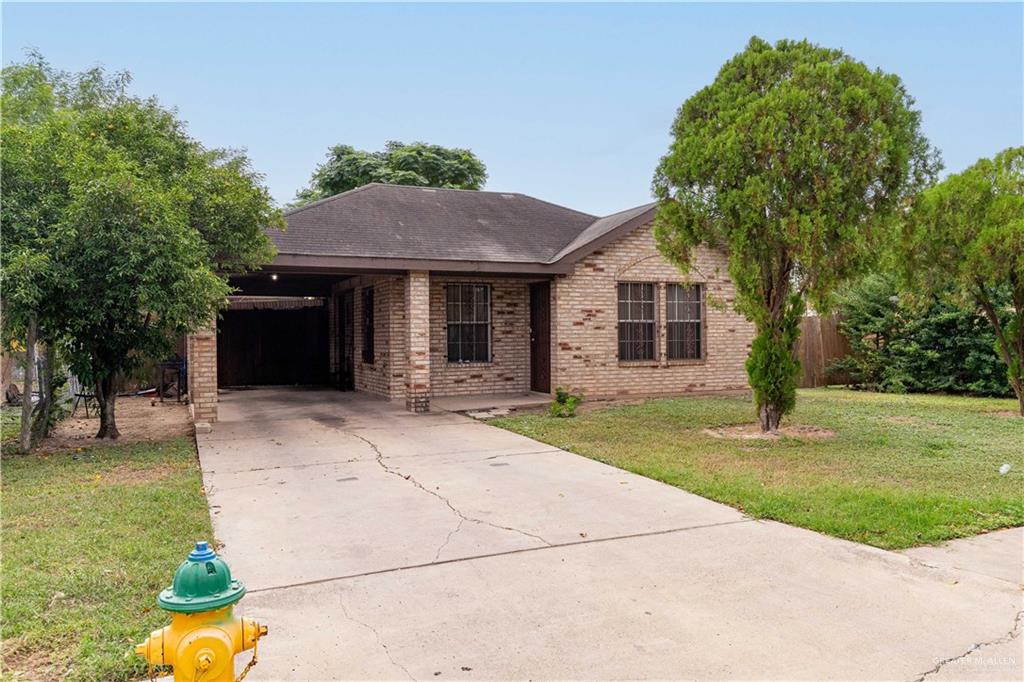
xmin=615 ymin=359 xmax=707 ymax=368
xmin=445 ymin=361 xmax=493 ymax=367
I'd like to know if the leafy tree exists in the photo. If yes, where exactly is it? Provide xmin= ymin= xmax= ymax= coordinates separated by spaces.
xmin=1 ymin=54 xmax=284 ymax=441
xmin=653 ymin=37 xmax=937 ymax=431
xmin=295 ymin=140 xmax=487 ymax=204
xmin=829 ymin=274 xmax=1012 ymax=396
xmin=903 ymin=147 xmax=1024 ymax=415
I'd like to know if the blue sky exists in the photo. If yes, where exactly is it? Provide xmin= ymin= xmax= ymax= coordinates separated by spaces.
xmin=3 ymin=2 xmax=1022 ymax=215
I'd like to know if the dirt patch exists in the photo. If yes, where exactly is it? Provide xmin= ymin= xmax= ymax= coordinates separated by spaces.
xmin=992 ymin=410 xmax=1023 ymax=419
xmin=94 ymin=462 xmax=178 ymax=485
xmin=40 ymin=396 xmax=192 ymax=452
xmin=702 ymin=424 xmax=836 ymax=441
xmin=1 ymin=639 xmax=58 ymax=682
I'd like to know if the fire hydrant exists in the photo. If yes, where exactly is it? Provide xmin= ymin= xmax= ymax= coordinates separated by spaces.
xmin=135 ymin=541 xmax=268 ymax=681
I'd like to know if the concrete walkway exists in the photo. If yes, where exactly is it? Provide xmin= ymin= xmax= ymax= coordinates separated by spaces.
xmin=198 ymin=388 xmax=1023 ymax=681
xmin=903 ymin=527 xmax=1023 ymax=586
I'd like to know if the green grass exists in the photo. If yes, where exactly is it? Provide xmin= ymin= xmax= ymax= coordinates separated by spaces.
xmin=1 ymin=429 xmax=213 ymax=681
xmin=492 ymin=388 xmax=1024 ymax=550
xmin=1 ymin=408 xmax=21 ymax=445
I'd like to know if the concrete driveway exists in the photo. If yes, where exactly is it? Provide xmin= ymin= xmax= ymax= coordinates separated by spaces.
xmin=198 ymin=388 xmax=1022 ymax=681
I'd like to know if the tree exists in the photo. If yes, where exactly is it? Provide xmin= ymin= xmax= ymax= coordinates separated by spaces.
xmin=903 ymin=147 xmax=1024 ymax=415
xmin=294 ymin=140 xmax=487 ymax=204
xmin=652 ymin=37 xmax=937 ymax=431
xmin=829 ymin=273 xmax=1012 ymax=396
xmin=1 ymin=54 xmax=284 ymax=441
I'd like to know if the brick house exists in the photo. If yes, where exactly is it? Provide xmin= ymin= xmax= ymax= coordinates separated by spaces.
xmin=187 ymin=183 xmax=754 ymax=423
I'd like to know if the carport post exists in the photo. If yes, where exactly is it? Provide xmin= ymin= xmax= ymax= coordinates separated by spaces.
xmin=405 ymin=270 xmax=431 ymax=412
xmin=186 ymin=321 xmax=218 ymax=429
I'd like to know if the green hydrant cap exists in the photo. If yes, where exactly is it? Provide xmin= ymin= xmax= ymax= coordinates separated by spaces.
xmin=157 ymin=541 xmax=246 ymax=613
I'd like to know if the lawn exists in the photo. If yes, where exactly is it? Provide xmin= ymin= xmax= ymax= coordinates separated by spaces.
xmin=1 ymin=417 xmax=212 ymax=681
xmin=491 ymin=388 xmax=1024 ymax=549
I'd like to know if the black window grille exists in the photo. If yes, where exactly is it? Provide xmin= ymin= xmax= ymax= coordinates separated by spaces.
xmin=666 ymin=283 xmax=702 ymax=360
xmin=362 ymin=287 xmax=375 ymax=364
xmin=617 ymin=282 xmax=656 ymax=361
xmin=446 ymin=284 xmax=490 ymax=363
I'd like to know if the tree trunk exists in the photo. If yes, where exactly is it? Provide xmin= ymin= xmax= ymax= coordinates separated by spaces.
xmin=1011 ymin=377 xmax=1024 ymax=417
xmin=759 ymin=402 xmax=783 ymax=432
xmin=18 ymin=317 xmax=37 ymax=453
xmin=30 ymin=342 xmax=55 ymax=444
xmin=94 ymin=374 xmax=120 ymax=439
xmin=976 ymin=289 xmax=1023 ymax=418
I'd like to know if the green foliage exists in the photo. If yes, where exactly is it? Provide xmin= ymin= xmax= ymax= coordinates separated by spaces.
xmin=549 ymin=386 xmax=582 ymax=418
xmin=746 ymin=295 xmax=804 ymax=420
xmin=1 ymin=54 xmax=284 ymax=436
xmin=830 ymin=274 xmax=1013 ymax=396
xmin=652 ymin=36 xmax=937 ymax=429
xmin=903 ymin=147 xmax=1024 ymax=414
xmin=295 ymin=140 xmax=487 ymax=204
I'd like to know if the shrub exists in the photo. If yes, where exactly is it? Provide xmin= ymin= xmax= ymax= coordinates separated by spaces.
xmin=829 ymin=274 xmax=1012 ymax=397
xmin=549 ymin=387 xmax=582 ymax=418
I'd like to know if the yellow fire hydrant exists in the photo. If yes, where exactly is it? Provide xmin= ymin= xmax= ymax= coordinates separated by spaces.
xmin=136 ymin=541 xmax=268 ymax=681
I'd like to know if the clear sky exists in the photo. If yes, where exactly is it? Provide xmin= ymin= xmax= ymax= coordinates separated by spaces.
xmin=3 ymin=2 xmax=1022 ymax=215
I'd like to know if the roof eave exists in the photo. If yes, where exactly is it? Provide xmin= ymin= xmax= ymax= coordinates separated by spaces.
xmin=269 ymin=253 xmax=575 ymax=275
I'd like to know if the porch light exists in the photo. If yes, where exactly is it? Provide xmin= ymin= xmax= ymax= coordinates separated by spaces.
xmin=270 ymin=273 xmax=278 ymax=281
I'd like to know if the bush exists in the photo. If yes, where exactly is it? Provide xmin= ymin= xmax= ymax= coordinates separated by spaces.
xmin=549 ymin=387 xmax=582 ymax=418
xmin=829 ymin=274 xmax=1012 ymax=397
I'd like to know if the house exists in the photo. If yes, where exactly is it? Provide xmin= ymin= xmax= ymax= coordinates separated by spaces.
xmin=185 ymin=183 xmax=754 ymax=423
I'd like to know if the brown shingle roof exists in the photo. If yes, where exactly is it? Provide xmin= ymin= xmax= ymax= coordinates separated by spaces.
xmin=271 ymin=183 xmax=656 ymax=269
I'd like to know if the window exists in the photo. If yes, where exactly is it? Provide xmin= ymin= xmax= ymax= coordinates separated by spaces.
xmin=617 ymin=282 xmax=656 ymax=361
xmin=666 ymin=283 xmax=703 ymax=360
xmin=362 ymin=287 xmax=374 ymax=364
xmin=446 ymin=284 xmax=490 ymax=363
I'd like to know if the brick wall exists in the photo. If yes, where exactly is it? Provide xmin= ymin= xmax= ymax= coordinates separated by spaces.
xmin=550 ymin=222 xmax=754 ymax=399
xmin=186 ymin=323 xmax=218 ymax=424
xmin=352 ymin=276 xmax=406 ymax=398
xmin=428 ymin=276 xmax=531 ymax=397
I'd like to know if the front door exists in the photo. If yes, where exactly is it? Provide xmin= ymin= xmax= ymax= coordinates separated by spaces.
xmin=529 ymin=282 xmax=551 ymax=393
xmin=338 ymin=290 xmax=354 ymax=390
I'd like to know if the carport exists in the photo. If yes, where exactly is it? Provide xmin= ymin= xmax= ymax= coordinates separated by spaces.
xmin=216 ymin=272 xmax=358 ymax=390
xmin=217 ymin=296 xmax=329 ymax=386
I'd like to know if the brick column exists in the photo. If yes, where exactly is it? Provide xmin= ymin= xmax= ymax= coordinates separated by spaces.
xmin=404 ymin=271 xmax=431 ymax=412
xmin=186 ymin=321 xmax=218 ymax=429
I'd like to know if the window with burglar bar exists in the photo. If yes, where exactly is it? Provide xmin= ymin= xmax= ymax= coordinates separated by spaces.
xmin=666 ymin=283 xmax=703 ymax=360
xmin=617 ymin=282 xmax=656 ymax=361
xmin=446 ymin=284 xmax=490 ymax=363
xmin=362 ymin=287 xmax=375 ymax=364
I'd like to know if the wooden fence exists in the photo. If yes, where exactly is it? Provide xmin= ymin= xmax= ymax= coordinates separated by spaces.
xmin=796 ymin=314 xmax=851 ymax=388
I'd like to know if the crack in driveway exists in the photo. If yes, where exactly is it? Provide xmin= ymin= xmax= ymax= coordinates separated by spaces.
xmin=350 ymin=432 xmax=554 ymax=554
xmin=338 ymin=593 xmax=416 ymax=681
xmin=911 ymin=610 xmax=1024 ymax=682
xmin=433 ymin=517 xmax=465 ymax=562
xmin=248 ymin=518 xmax=753 ymax=595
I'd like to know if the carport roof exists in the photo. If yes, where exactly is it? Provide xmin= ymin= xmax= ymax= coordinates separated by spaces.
xmin=271 ymin=184 xmax=656 ymax=273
